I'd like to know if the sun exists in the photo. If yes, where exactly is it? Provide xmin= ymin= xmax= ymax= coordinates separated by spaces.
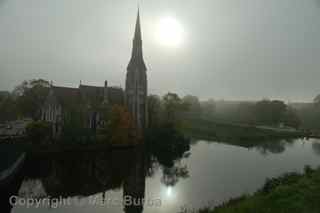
xmin=155 ymin=17 xmax=184 ymax=47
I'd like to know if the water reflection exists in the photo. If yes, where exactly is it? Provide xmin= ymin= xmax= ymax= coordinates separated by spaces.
xmin=255 ymin=139 xmax=295 ymax=155
xmin=2 ymin=127 xmax=192 ymax=213
xmin=2 ymin=135 xmax=320 ymax=213
xmin=312 ymin=140 xmax=320 ymax=155
xmin=205 ymin=138 xmax=297 ymax=155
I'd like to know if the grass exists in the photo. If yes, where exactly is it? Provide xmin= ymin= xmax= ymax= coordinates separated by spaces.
xmin=195 ymin=166 xmax=320 ymax=213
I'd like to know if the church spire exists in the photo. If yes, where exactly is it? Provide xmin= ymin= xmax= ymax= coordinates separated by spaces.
xmin=127 ymin=8 xmax=146 ymax=71
xmin=125 ymin=7 xmax=148 ymax=130
xmin=134 ymin=8 xmax=142 ymax=41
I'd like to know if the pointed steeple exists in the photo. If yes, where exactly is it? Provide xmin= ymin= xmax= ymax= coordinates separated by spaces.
xmin=134 ymin=8 xmax=142 ymax=41
xmin=125 ymin=7 xmax=149 ymax=130
xmin=127 ymin=8 xmax=146 ymax=71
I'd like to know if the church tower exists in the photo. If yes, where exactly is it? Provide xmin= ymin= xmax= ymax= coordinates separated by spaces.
xmin=125 ymin=9 xmax=148 ymax=130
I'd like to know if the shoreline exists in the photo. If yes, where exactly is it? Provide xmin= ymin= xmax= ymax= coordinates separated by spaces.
xmin=196 ymin=166 xmax=320 ymax=213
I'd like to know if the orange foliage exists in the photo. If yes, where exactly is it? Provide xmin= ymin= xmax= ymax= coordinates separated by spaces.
xmin=109 ymin=105 xmax=139 ymax=145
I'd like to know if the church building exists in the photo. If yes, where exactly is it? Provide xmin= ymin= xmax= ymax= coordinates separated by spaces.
xmin=41 ymin=9 xmax=148 ymax=136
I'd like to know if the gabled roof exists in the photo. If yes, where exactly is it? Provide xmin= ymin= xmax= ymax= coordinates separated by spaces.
xmin=79 ymin=85 xmax=104 ymax=105
xmin=45 ymin=84 xmax=124 ymax=109
xmin=51 ymin=86 xmax=79 ymax=107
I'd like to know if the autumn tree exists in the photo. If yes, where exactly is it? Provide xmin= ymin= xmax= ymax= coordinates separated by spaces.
xmin=108 ymin=105 xmax=138 ymax=145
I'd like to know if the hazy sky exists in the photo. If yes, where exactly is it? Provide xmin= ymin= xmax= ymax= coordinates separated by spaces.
xmin=1 ymin=0 xmax=320 ymax=101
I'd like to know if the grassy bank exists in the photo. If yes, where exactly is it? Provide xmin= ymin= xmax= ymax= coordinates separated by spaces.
xmin=196 ymin=166 xmax=320 ymax=213
xmin=182 ymin=118 xmax=306 ymax=143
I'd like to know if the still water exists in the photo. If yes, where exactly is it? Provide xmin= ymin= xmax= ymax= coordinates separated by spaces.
xmin=8 ymin=138 xmax=320 ymax=213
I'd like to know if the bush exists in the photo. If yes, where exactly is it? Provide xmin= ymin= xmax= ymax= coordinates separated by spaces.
xmin=26 ymin=121 xmax=52 ymax=144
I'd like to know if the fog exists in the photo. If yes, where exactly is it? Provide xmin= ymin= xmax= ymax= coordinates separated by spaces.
xmin=1 ymin=0 xmax=320 ymax=101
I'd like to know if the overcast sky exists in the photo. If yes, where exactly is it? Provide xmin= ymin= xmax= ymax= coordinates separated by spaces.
xmin=1 ymin=0 xmax=320 ymax=101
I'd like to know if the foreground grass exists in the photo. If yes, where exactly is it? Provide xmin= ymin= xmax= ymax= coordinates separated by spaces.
xmin=197 ymin=166 xmax=320 ymax=213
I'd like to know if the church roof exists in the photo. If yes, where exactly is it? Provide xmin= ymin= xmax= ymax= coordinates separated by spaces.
xmin=51 ymin=86 xmax=79 ymax=107
xmin=79 ymin=85 xmax=104 ymax=104
xmin=47 ymin=84 xmax=124 ymax=108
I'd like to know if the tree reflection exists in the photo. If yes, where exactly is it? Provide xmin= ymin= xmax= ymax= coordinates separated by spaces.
xmin=146 ymin=124 xmax=191 ymax=186
xmin=161 ymin=164 xmax=189 ymax=186
xmin=312 ymin=142 xmax=320 ymax=156
xmin=255 ymin=139 xmax=295 ymax=155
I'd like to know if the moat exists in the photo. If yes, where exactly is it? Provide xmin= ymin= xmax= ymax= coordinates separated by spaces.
xmin=3 ymin=138 xmax=320 ymax=213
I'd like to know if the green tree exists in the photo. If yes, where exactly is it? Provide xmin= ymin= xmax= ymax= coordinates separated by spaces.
xmin=147 ymin=95 xmax=161 ymax=128
xmin=255 ymin=99 xmax=287 ymax=125
xmin=283 ymin=107 xmax=301 ymax=129
xmin=13 ymin=79 xmax=50 ymax=120
xmin=182 ymin=95 xmax=201 ymax=116
xmin=0 ymin=95 xmax=18 ymax=122
xmin=60 ymin=107 xmax=92 ymax=143
xmin=162 ymin=93 xmax=188 ymax=124
xmin=201 ymin=98 xmax=216 ymax=118
xmin=313 ymin=94 xmax=320 ymax=107
xmin=26 ymin=121 xmax=52 ymax=144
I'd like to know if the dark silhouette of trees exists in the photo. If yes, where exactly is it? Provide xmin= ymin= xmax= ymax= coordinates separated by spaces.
xmin=182 ymin=95 xmax=202 ymax=116
xmin=162 ymin=92 xmax=189 ymax=124
xmin=26 ymin=121 xmax=52 ymax=144
xmin=0 ymin=94 xmax=18 ymax=122
xmin=254 ymin=100 xmax=287 ymax=126
xmin=13 ymin=79 xmax=50 ymax=120
xmin=200 ymin=98 xmax=216 ymax=118
xmin=147 ymin=95 xmax=161 ymax=128
xmin=313 ymin=94 xmax=320 ymax=106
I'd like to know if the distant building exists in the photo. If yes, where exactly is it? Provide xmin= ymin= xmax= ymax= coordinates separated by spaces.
xmin=41 ymin=9 xmax=148 ymax=136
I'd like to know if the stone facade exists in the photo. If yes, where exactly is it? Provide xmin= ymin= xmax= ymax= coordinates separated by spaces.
xmin=41 ymin=83 xmax=124 ymax=137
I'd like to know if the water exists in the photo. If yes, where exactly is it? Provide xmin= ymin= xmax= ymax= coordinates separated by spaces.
xmin=6 ymin=138 xmax=320 ymax=213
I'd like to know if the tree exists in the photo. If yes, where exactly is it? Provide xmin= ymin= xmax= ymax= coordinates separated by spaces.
xmin=26 ymin=121 xmax=52 ymax=144
xmin=283 ymin=107 xmax=301 ymax=129
xmin=0 ymin=95 xmax=18 ymax=122
xmin=162 ymin=93 xmax=188 ymax=124
xmin=13 ymin=79 xmax=50 ymax=120
xmin=314 ymin=94 xmax=320 ymax=107
xmin=107 ymin=105 xmax=137 ymax=145
xmin=201 ymin=98 xmax=216 ymax=118
xmin=255 ymin=99 xmax=287 ymax=125
xmin=182 ymin=95 xmax=201 ymax=116
xmin=147 ymin=95 xmax=161 ymax=128
xmin=60 ymin=107 xmax=90 ymax=143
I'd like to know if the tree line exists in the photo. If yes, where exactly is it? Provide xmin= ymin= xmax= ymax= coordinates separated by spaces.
xmin=1 ymin=79 xmax=320 ymax=132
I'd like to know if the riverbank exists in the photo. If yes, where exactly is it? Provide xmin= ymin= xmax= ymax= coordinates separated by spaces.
xmin=197 ymin=166 xmax=320 ymax=213
xmin=182 ymin=118 xmax=307 ymax=143
xmin=0 ymin=141 xmax=137 ymax=156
